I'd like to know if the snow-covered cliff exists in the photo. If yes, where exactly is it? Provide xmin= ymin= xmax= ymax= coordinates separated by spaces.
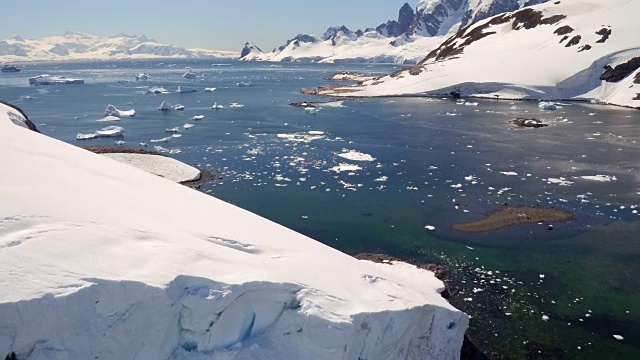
xmin=240 ymin=0 xmax=550 ymax=64
xmin=320 ymin=0 xmax=640 ymax=110
xmin=0 ymin=102 xmax=468 ymax=359
xmin=0 ymin=32 xmax=237 ymax=62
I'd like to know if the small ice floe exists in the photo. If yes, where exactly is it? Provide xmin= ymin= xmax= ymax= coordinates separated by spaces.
xmin=308 ymin=131 xmax=324 ymax=135
xmin=147 ymin=86 xmax=170 ymax=94
xmin=304 ymin=107 xmax=319 ymax=114
xmin=173 ymin=104 xmax=185 ymax=110
xmin=114 ymin=140 xmax=126 ymax=145
xmin=500 ymin=171 xmax=519 ymax=176
xmin=374 ymin=176 xmax=388 ymax=182
xmin=544 ymin=177 xmax=574 ymax=186
xmin=464 ymin=102 xmax=479 ymax=106
xmin=76 ymin=126 xmax=124 ymax=140
xmin=105 ymin=105 xmax=135 ymax=117
xmin=135 ymin=73 xmax=150 ymax=80
xmin=183 ymin=123 xmax=195 ymax=129
xmin=229 ymin=103 xmax=245 ymax=108
xmin=150 ymin=136 xmax=174 ymax=143
xmin=446 ymin=112 xmax=458 ymax=116
xmin=182 ymin=70 xmax=197 ymax=79
xmin=277 ymin=132 xmax=325 ymax=143
xmin=322 ymin=101 xmax=345 ymax=108
xmin=211 ymin=102 xmax=224 ymax=109
xmin=191 ymin=115 xmax=205 ymax=120
xmin=237 ymin=81 xmax=254 ymax=87
xmin=176 ymin=86 xmax=197 ymax=93
xmin=140 ymin=142 xmax=148 ymax=147
xmin=451 ymin=183 xmax=463 ymax=189
xmin=96 ymin=115 xmax=120 ymax=122
xmin=337 ymin=150 xmax=376 ymax=162
xmin=539 ymin=274 xmax=545 ymax=279
xmin=542 ymin=315 xmax=550 ymax=321
xmin=165 ymin=127 xmax=180 ymax=133
xmin=613 ymin=335 xmax=624 ymax=341
xmin=329 ymin=164 xmax=362 ymax=173
xmin=424 ymin=225 xmax=436 ymax=231
xmin=539 ymin=102 xmax=558 ymax=110
xmin=204 ymin=87 xmax=217 ymax=92
xmin=580 ymin=175 xmax=617 ymax=182
xmin=158 ymin=101 xmax=172 ymax=111
xmin=25 ymin=95 xmax=35 ymax=100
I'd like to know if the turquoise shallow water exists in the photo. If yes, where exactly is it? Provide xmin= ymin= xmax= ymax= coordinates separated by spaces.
xmin=2 ymin=59 xmax=640 ymax=359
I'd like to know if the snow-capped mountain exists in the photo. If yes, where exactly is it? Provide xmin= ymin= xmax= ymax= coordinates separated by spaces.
xmin=240 ymin=0 xmax=550 ymax=64
xmin=320 ymin=0 xmax=640 ymax=109
xmin=0 ymin=101 xmax=468 ymax=359
xmin=0 ymin=32 xmax=237 ymax=62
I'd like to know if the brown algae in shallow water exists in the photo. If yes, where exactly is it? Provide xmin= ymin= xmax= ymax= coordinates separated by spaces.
xmin=452 ymin=206 xmax=573 ymax=233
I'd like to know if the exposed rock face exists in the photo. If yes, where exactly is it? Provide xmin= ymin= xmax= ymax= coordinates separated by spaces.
xmin=413 ymin=0 xmax=466 ymax=36
xmin=600 ymin=57 xmax=640 ymax=82
xmin=239 ymin=41 xmax=263 ymax=59
xmin=377 ymin=3 xmax=416 ymax=37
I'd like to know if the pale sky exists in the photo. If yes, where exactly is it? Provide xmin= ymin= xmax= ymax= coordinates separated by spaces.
xmin=0 ymin=0 xmax=412 ymax=51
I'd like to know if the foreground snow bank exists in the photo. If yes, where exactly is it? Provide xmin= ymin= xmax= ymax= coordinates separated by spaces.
xmin=0 ymin=102 xmax=467 ymax=360
xmin=101 ymin=153 xmax=201 ymax=183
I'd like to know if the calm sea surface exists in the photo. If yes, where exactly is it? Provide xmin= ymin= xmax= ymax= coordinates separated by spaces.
xmin=2 ymin=59 xmax=640 ymax=359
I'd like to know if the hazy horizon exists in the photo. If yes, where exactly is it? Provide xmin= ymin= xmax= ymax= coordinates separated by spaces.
xmin=0 ymin=0 xmax=413 ymax=52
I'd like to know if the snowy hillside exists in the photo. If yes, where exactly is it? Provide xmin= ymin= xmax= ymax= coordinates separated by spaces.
xmin=0 ymin=101 xmax=467 ymax=359
xmin=0 ymin=32 xmax=237 ymax=62
xmin=320 ymin=0 xmax=640 ymax=109
xmin=240 ymin=0 xmax=549 ymax=64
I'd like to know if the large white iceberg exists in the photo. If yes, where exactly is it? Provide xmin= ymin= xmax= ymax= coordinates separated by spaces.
xmin=28 ymin=74 xmax=84 ymax=85
xmin=76 ymin=125 xmax=125 ymax=140
xmin=0 ymin=102 xmax=468 ymax=360
xmin=105 ymin=104 xmax=135 ymax=117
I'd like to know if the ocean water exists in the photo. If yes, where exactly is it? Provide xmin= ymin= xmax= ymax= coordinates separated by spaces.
xmin=2 ymin=59 xmax=640 ymax=359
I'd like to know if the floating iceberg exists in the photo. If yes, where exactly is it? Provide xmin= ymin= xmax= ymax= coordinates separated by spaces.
xmin=150 ymin=136 xmax=174 ymax=143
xmin=204 ymin=87 xmax=217 ymax=92
xmin=304 ymin=107 xmax=319 ymax=114
xmin=183 ymin=123 xmax=195 ymax=129
xmin=176 ymin=86 xmax=197 ymax=94
xmin=211 ymin=102 xmax=224 ymax=109
xmin=76 ymin=126 xmax=124 ymax=140
xmin=158 ymin=101 xmax=172 ymax=111
xmin=337 ymin=150 xmax=376 ymax=162
xmin=29 ymin=74 xmax=84 ymax=85
xmin=96 ymin=115 xmax=120 ymax=122
xmin=147 ymin=86 xmax=170 ymax=94
xmin=237 ymin=81 xmax=254 ymax=87
xmin=192 ymin=115 xmax=205 ymax=120
xmin=229 ymin=103 xmax=245 ymax=108
xmin=105 ymin=105 xmax=135 ymax=117
xmin=136 ymin=73 xmax=150 ymax=80
xmin=330 ymin=163 xmax=363 ymax=173
xmin=165 ymin=127 xmax=180 ymax=133
xmin=539 ymin=102 xmax=558 ymax=110
xmin=182 ymin=70 xmax=197 ymax=79
xmin=173 ymin=104 xmax=185 ymax=110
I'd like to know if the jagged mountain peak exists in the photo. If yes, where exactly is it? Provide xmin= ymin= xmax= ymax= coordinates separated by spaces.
xmin=9 ymin=34 xmax=24 ymax=42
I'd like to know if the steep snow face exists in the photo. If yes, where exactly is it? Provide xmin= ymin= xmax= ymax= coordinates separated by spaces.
xmin=239 ymin=41 xmax=264 ymax=60
xmin=243 ymin=0 xmax=549 ymax=64
xmin=0 ymin=32 xmax=237 ymax=62
xmin=0 ymin=102 xmax=468 ymax=359
xmin=324 ymin=0 xmax=640 ymax=109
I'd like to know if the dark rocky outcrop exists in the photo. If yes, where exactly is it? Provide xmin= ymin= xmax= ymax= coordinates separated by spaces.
xmin=376 ymin=3 xmax=415 ymax=37
xmin=0 ymin=100 xmax=39 ymax=132
xmin=4 ymin=352 xmax=16 ymax=360
xmin=565 ymin=35 xmax=581 ymax=47
xmin=600 ymin=57 xmax=640 ymax=82
xmin=634 ymin=93 xmax=640 ymax=101
xmin=595 ymin=27 xmax=612 ymax=43
xmin=554 ymin=25 xmax=574 ymax=35
xmin=511 ymin=118 xmax=549 ymax=128
xmin=578 ymin=44 xmax=592 ymax=52
xmin=635 ymin=72 xmax=640 ymax=84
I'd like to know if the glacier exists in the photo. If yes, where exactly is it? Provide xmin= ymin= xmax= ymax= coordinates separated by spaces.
xmin=0 ymin=102 xmax=468 ymax=359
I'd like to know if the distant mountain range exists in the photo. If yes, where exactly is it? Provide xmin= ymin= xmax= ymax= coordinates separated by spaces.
xmin=240 ymin=0 xmax=549 ymax=64
xmin=0 ymin=32 xmax=237 ymax=62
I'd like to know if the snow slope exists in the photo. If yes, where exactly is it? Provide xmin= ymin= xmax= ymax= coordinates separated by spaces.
xmin=0 ymin=32 xmax=237 ymax=62
xmin=241 ymin=0 xmax=549 ymax=64
xmin=0 ymin=102 xmax=467 ymax=359
xmin=322 ymin=0 xmax=640 ymax=109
